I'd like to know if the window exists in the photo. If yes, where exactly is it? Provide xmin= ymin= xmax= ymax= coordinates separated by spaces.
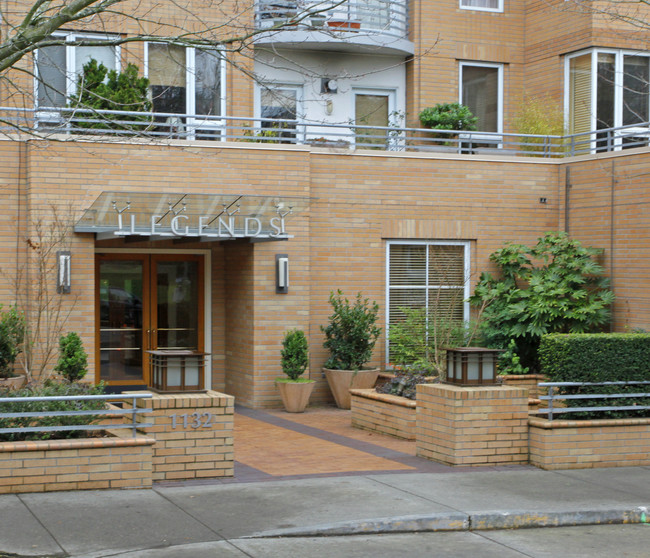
xmin=386 ymin=241 xmax=470 ymax=364
xmin=354 ymin=89 xmax=397 ymax=149
xmin=460 ymin=0 xmax=503 ymax=13
xmin=566 ymin=49 xmax=650 ymax=150
xmin=259 ymin=84 xmax=301 ymax=143
xmin=35 ymin=33 xmax=118 ymax=109
xmin=146 ymin=43 xmax=226 ymax=139
xmin=460 ymin=63 xmax=503 ymax=133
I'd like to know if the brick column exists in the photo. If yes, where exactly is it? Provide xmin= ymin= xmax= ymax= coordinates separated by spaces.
xmin=416 ymin=384 xmax=529 ymax=466
xmin=131 ymin=391 xmax=234 ymax=481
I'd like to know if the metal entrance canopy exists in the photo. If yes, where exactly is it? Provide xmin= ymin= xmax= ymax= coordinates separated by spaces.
xmin=75 ymin=192 xmax=310 ymax=241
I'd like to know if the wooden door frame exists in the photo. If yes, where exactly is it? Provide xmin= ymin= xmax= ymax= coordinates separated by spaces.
xmin=95 ymin=250 xmax=210 ymax=388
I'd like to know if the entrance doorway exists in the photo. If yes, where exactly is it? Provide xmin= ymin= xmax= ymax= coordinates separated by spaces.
xmin=96 ymin=253 xmax=205 ymax=387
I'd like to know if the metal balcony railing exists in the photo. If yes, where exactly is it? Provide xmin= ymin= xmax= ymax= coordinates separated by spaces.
xmin=255 ymin=0 xmax=409 ymax=38
xmin=1 ymin=107 xmax=649 ymax=158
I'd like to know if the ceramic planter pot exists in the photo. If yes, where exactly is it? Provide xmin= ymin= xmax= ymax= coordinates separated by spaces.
xmin=276 ymin=380 xmax=315 ymax=413
xmin=0 ymin=375 xmax=26 ymax=391
xmin=323 ymin=367 xmax=380 ymax=409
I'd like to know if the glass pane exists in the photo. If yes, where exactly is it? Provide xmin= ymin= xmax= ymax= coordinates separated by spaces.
xmin=462 ymin=65 xmax=499 ymax=132
xmin=623 ymin=55 xmax=649 ymax=125
xmin=462 ymin=0 xmax=499 ymax=8
xmin=597 ymin=53 xmax=615 ymax=130
xmin=36 ymin=44 xmax=66 ymax=107
xmin=195 ymin=49 xmax=222 ymax=116
xmin=428 ymin=245 xmax=465 ymax=286
xmin=99 ymin=261 xmax=144 ymax=382
xmin=356 ymin=0 xmax=390 ymax=29
xmin=428 ymin=288 xmax=465 ymax=322
xmin=149 ymin=44 xmax=187 ymax=114
xmin=75 ymin=45 xmax=116 ymax=75
xmin=569 ymin=54 xmax=592 ymax=135
xmin=389 ymin=245 xmax=426 ymax=286
xmin=261 ymin=87 xmax=297 ymax=141
xmin=156 ymin=261 xmax=199 ymax=350
xmin=355 ymin=93 xmax=389 ymax=147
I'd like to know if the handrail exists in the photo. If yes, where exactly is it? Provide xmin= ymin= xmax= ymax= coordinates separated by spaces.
xmin=0 ymin=392 xmax=153 ymax=437
xmin=1 ymin=106 xmax=648 ymax=158
xmin=535 ymin=381 xmax=650 ymax=421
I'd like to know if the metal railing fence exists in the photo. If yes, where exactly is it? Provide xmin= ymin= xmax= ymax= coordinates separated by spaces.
xmin=0 ymin=393 xmax=153 ymax=438
xmin=535 ymin=381 xmax=650 ymax=421
xmin=1 ymin=106 xmax=648 ymax=158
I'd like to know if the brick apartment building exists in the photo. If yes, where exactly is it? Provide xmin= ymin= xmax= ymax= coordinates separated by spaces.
xmin=0 ymin=0 xmax=648 ymax=407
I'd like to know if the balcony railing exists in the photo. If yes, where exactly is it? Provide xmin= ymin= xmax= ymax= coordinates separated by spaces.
xmin=255 ymin=0 xmax=408 ymax=38
xmin=1 ymin=107 xmax=649 ymax=158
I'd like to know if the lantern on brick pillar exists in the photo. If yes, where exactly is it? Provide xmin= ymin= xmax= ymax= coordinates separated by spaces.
xmin=445 ymin=347 xmax=502 ymax=386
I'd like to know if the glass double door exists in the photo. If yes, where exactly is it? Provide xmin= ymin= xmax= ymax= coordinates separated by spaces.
xmin=97 ymin=254 xmax=204 ymax=386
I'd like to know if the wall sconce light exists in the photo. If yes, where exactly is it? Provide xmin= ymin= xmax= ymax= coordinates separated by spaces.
xmin=276 ymin=254 xmax=289 ymax=294
xmin=56 ymin=251 xmax=71 ymax=294
xmin=446 ymin=347 xmax=502 ymax=386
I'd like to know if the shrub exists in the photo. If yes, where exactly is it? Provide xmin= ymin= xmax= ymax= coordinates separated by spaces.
xmin=539 ymin=333 xmax=650 ymax=418
xmin=321 ymin=290 xmax=381 ymax=370
xmin=0 ymin=381 xmax=106 ymax=441
xmin=469 ymin=232 xmax=614 ymax=373
xmin=54 ymin=332 xmax=88 ymax=382
xmin=0 ymin=306 xmax=25 ymax=378
xmin=419 ymin=103 xmax=477 ymax=136
xmin=376 ymin=371 xmax=439 ymax=400
xmin=280 ymin=329 xmax=309 ymax=380
xmin=513 ymin=94 xmax=566 ymax=155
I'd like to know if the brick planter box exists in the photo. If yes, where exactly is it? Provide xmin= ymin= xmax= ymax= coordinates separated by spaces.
xmin=529 ymin=417 xmax=650 ymax=470
xmin=350 ymin=388 xmax=416 ymax=440
xmin=0 ymin=430 xmax=155 ymax=494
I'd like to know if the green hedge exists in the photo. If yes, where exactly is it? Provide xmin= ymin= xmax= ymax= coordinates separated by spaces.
xmin=539 ymin=333 xmax=650 ymax=418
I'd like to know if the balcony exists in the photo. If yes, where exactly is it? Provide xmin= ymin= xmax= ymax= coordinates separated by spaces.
xmin=254 ymin=0 xmax=413 ymax=56
xmin=2 ymin=107 xmax=649 ymax=158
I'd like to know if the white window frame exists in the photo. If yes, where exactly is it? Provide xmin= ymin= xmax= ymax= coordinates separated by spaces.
xmin=34 ymin=32 xmax=120 ymax=112
xmin=385 ymin=240 xmax=471 ymax=368
xmin=255 ymin=82 xmax=304 ymax=143
xmin=564 ymin=48 xmax=650 ymax=151
xmin=145 ymin=43 xmax=227 ymax=140
xmin=459 ymin=0 xmax=503 ymax=14
xmin=352 ymin=87 xmax=400 ymax=150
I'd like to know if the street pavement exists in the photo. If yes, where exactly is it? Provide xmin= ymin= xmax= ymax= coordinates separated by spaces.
xmin=1 ymin=466 xmax=649 ymax=557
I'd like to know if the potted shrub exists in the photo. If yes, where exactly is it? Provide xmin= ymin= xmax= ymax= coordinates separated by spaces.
xmin=321 ymin=290 xmax=382 ymax=409
xmin=54 ymin=332 xmax=88 ymax=383
xmin=0 ymin=306 xmax=26 ymax=391
xmin=418 ymin=102 xmax=477 ymax=148
xmin=276 ymin=329 xmax=314 ymax=413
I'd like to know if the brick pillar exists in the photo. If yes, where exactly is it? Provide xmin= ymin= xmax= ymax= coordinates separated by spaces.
xmin=416 ymin=384 xmax=529 ymax=466
xmin=130 ymin=391 xmax=234 ymax=481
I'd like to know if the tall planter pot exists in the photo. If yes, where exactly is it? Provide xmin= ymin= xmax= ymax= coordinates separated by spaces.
xmin=323 ymin=368 xmax=380 ymax=409
xmin=276 ymin=380 xmax=315 ymax=413
xmin=0 ymin=375 xmax=26 ymax=391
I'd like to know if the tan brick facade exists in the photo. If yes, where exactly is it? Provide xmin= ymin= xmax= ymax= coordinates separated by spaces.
xmin=351 ymin=389 xmax=417 ymax=440
xmin=416 ymin=383 xmax=529 ymax=466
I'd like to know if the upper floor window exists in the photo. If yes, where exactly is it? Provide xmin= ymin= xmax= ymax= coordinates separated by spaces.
xmin=566 ymin=49 xmax=649 ymax=149
xmin=146 ymin=43 xmax=226 ymax=138
xmin=460 ymin=0 xmax=503 ymax=13
xmin=459 ymin=62 xmax=503 ymax=133
xmin=35 ymin=33 xmax=118 ymax=108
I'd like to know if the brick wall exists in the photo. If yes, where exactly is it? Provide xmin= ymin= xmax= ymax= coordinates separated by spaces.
xmin=529 ymin=417 xmax=650 ymax=470
xmin=0 ymin=431 xmax=155 ymax=494
xmin=351 ymin=389 xmax=416 ymax=440
xmin=416 ymin=383 xmax=529 ymax=466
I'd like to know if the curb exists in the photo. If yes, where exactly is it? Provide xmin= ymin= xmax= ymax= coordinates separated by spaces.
xmin=247 ymin=506 xmax=650 ymax=538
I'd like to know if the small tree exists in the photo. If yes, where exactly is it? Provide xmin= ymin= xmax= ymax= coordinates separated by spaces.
xmin=469 ymin=232 xmax=615 ymax=373
xmin=54 ymin=332 xmax=88 ymax=383
xmin=0 ymin=307 xmax=25 ymax=378
xmin=68 ymin=59 xmax=152 ymax=131
xmin=419 ymin=102 xmax=478 ymax=137
xmin=321 ymin=291 xmax=381 ymax=370
xmin=280 ymin=329 xmax=309 ymax=381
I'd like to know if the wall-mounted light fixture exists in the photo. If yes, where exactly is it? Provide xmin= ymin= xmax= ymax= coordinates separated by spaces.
xmin=276 ymin=254 xmax=289 ymax=294
xmin=56 ymin=251 xmax=71 ymax=294
xmin=321 ymin=78 xmax=338 ymax=94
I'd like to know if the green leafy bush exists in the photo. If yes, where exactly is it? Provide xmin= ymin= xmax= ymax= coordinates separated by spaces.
xmin=0 ymin=306 xmax=25 ymax=378
xmin=498 ymin=339 xmax=529 ymax=376
xmin=513 ymin=94 xmax=566 ymax=155
xmin=321 ymin=291 xmax=381 ymax=370
xmin=419 ymin=103 xmax=477 ymax=136
xmin=469 ymin=232 xmax=614 ymax=373
xmin=69 ymin=59 xmax=152 ymax=131
xmin=539 ymin=333 xmax=650 ymax=418
xmin=54 ymin=332 xmax=88 ymax=382
xmin=376 ymin=371 xmax=439 ymax=400
xmin=0 ymin=381 xmax=106 ymax=441
xmin=280 ymin=329 xmax=309 ymax=381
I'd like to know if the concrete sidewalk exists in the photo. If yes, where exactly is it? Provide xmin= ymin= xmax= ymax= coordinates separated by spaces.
xmin=1 ymin=466 xmax=649 ymax=557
